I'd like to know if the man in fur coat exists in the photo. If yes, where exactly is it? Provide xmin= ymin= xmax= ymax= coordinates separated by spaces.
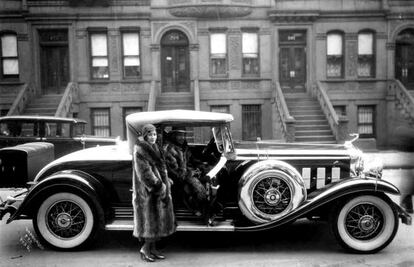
xmin=163 ymin=127 xmax=208 ymax=217
xmin=132 ymin=124 xmax=176 ymax=261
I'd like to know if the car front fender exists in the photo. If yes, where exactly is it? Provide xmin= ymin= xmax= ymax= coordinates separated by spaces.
xmin=7 ymin=170 xmax=107 ymax=223
xmin=235 ymin=177 xmax=400 ymax=232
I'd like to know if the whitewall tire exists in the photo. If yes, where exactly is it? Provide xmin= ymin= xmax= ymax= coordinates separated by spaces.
xmin=331 ymin=195 xmax=398 ymax=253
xmin=33 ymin=192 xmax=98 ymax=250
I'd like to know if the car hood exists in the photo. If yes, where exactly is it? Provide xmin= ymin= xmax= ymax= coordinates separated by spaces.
xmin=73 ymin=135 xmax=119 ymax=143
xmin=233 ymin=141 xmax=352 ymax=160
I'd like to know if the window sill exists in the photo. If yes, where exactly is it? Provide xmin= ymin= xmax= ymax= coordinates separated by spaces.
xmin=0 ymin=80 xmax=23 ymax=85
xmin=89 ymin=80 xmax=110 ymax=84
xmin=210 ymin=74 xmax=229 ymax=79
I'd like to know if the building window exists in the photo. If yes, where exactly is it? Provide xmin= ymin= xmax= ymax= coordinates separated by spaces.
xmin=358 ymin=105 xmax=375 ymax=138
xmin=334 ymin=105 xmax=347 ymax=117
xmin=122 ymin=107 xmax=142 ymax=139
xmin=90 ymin=31 xmax=109 ymax=79
xmin=91 ymin=108 xmax=111 ymax=137
xmin=358 ymin=31 xmax=375 ymax=78
xmin=1 ymin=109 xmax=9 ymax=116
xmin=242 ymin=32 xmax=259 ymax=76
xmin=0 ymin=32 xmax=19 ymax=79
xmin=210 ymin=32 xmax=227 ymax=76
xmin=122 ymin=31 xmax=140 ymax=78
xmin=326 ymin=32 xmax=344 ymax=78
xmin=211 ymin=105 xmax=230 ymax=114
xmin=242 ymin=105 xmax=261 ymax=141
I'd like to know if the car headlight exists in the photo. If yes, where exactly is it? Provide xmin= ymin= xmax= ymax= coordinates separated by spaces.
xmin=362 ymin=157 xmax=383 ymax=179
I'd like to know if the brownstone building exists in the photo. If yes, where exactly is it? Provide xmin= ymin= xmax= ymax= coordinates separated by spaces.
xmin=0 ymin=0 xmax=413 ymax=149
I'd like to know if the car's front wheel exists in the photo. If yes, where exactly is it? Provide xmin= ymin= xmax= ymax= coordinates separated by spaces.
xmin=331 ymin=195 xmax=398 ymax=254
xmin=33 ymin=192 xmax=101 ymax=250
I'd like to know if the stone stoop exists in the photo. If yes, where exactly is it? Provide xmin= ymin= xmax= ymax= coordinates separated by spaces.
xmin=285 ymin=93 xmax=336 ymax=143
xmin=155 ymin=93 xmax=195 ymax=111
xmin=22 ymin=94 xmax=63 ymax=116
xmin=156 ymin=92 xmax=195 ymax=142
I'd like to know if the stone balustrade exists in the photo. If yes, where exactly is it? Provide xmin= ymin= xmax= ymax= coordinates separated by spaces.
xmin=312 ymin=82 xmax=348 ymax=143
xmin=7 ymin=83 xmax=36 ymax=116
xmin=55 ymin=82 xmax=79 ymax=117
xmin=388 ymin=79 xmax=414 ymax=125
xmin=273 ymin=82 xmax=295 ymax=142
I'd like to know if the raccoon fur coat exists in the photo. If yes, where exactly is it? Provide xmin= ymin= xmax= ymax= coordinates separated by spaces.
xmin=132 ymin=140 xmax=176 ymax=240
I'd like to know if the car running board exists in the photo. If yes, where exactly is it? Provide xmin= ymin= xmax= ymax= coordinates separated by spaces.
xmin=105 ymin=219 xmax=235 ymax=232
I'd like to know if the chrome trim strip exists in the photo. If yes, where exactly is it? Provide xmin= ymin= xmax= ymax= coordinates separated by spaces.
xmin=235 ymin=156 xmax=350 ymax=161
xmin=105 ymin=220 xmax=235 ymax=232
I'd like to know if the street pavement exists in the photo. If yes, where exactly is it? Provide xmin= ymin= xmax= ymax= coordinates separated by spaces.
xmin=0 ymin=150 xmax=413 ymax=267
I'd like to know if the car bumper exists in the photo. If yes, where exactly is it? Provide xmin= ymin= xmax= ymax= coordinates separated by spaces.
xmin=0 ymin=190 xmax=27 ymax=222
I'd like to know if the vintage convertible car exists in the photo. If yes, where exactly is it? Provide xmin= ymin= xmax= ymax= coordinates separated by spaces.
xmin=0 ymin=110 xmax=411 ymax=253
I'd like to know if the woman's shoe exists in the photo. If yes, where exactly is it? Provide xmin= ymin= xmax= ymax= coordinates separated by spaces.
xmin=140 ymin=249 xmax=155 ymax=262
xmin=151 ymin=252 xmax=166 ymax=260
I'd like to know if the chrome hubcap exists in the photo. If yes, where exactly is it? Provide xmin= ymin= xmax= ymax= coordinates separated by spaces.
xmin=359 ymin=215 xmax=375 ymax=232
xmin=264 ymin=189 xmax=281 ymax=206
xmin=56 ymin=213 xmax=72 ymax=229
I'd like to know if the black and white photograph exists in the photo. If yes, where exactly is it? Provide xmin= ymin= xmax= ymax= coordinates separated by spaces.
xmin=0 ymin=0 xmax=413 ymax=266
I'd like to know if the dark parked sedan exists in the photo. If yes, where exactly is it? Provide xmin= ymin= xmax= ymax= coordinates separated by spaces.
xmin=0 ymin=115 xmax=118 ymax=158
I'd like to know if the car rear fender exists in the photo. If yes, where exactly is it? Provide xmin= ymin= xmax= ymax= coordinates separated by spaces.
xmin=7 ymin=170 xmax=107 ymax=223
xmin=235 ymin=178 xmax=400 ymax=231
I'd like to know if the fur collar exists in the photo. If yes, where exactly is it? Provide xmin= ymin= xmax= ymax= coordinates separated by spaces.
xmin=135 ymin=141 xmax=164 ymax=168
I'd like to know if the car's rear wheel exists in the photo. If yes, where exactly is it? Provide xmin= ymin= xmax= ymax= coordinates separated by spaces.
xmin=331 ymin=195 xmax=398 ymax=253
xmin=33 ymin=192 xmax=101 ymax=250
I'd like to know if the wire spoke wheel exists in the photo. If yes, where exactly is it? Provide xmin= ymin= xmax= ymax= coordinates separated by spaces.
xmin=34 ymin=192 xmax=100 ymax=250
xmin=253 ymin=177 xmax=292 ymax=215
xmin=345 ymin=203 xmax=383 ymax=240
xmin=46 ymin=200 xmax=87 ymax=239
xmin=332 ymin=195 xmax=398 ymax=253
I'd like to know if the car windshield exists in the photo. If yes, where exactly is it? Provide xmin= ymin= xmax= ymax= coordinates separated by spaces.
xmin=73 ymin=123 xmax=85 ymax=136
xmin=212 ymin=124 xmax=234 ymax=154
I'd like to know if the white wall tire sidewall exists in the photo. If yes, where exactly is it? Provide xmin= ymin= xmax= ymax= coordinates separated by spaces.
xmin=36 ymin=192 xmax=94 ymax=249
xmin=336 ymin=195 xmax=395 ymax=252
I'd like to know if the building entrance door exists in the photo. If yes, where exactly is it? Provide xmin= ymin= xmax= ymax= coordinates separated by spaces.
xmin=161 ymin=30 xmax=190 ymax=92
xmin=396 ymin=29 xmax=414 ymax=90
xmin=39 ymin=30 xmax=69 ymax=95
xmin=279 ymin=30 xmax=307 ymax=92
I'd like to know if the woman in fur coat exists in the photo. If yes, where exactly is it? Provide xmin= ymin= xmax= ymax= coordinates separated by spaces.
xmin=132 ymin=124 xmax=176 ymax=262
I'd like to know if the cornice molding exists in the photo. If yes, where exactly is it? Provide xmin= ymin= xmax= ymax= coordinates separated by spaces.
xmin=268 ymin=10 xmax=319 ymax=23
xmin=169 ymin=6 xmax=252 ymax=18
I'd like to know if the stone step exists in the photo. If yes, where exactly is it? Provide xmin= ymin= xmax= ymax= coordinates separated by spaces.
xmin=24 ymin=107 xmax=57 ymax=114
xmin=294 ymin=114 xmax=327 ymax=120
xmin=295 ymin=130 xmax=333 ymax=137
xmin=295 ymin=135 xmax=336 ymax=142
xmin=156 ymin=105 xmax=195 ymax=111
xmin=295 ymin=125 xmax=331 ymax=131
xmin=290 ymin=110 xmax=324 ymax=116
xmin=295 ymin=120 xmax=330 ymax=126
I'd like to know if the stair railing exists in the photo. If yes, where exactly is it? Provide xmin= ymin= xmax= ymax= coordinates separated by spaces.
xmin=311 ymin=82 xmax=348 ymax=142
xmin=388 ymin=79 xmax=414 ymax=125
xmin=273 ymin=82 xmax=296 ymax=142
xmin=147 ymin=80 xmax=158 ymax=111
xmin=7 ymin=83 xmax=36 ymax=115
xmin=55 ymin=82 xmax=79 ymax=117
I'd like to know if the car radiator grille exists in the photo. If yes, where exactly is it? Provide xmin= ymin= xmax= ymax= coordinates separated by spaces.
xmin=300 ymin=166 xmax=347 ymax=193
